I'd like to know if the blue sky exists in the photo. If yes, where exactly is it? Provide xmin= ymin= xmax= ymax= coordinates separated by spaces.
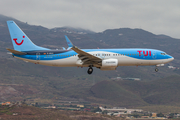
xmin=1 ymin=0 xmax=180 ymax=38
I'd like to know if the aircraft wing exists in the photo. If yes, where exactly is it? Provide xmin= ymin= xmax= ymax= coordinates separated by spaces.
xmin=71 ymin=46 xmax=102 ymax=66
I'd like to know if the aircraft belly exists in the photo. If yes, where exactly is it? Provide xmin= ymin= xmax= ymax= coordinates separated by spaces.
xmin=15 ymin=56 xmax=77 ymax=67
xmin=117 ymin=56 xmax=164 ymax=66
xmin=118 ymin=56 xmax=136 ymax=66
xmin=39 ymin=59 xmax=77 ymax=67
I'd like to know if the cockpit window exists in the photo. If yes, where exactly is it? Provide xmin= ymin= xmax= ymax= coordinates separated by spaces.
xmin=161 ymin=53 xmax=166 ymax=55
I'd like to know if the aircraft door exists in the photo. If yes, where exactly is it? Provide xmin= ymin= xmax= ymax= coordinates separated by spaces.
xmin=36 ymin=53 xmax=40 ymax=60
xmin=99 ymin=53 xmax=105 ymax=59
xmin=152 ymin=51 xmax=156 ymax=59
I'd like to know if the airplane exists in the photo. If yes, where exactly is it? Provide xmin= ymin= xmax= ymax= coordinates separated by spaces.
xmin=6 ymin=21 xmax=174 ymax=74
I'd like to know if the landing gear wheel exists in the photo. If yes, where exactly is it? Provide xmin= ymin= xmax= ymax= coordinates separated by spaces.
xmin=155 ymin=68 xmax=159 ymax=72
xmin=87 ymin=67 xmax=93 ymax=74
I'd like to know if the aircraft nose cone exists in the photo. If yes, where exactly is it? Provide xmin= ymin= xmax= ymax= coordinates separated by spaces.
xmin=163 ymin=56 xmax=174 ymax=64
xmin=171 ymin=57 xmax=174 ymax=61
xmin=168 ymin=56 xmax=174 ymax=62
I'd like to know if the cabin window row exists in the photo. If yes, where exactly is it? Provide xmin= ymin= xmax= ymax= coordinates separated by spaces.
xmin=92 ymin=54 xmax=140 ymax=56
xmin=46 ymin=54 xmax=141 ymax=57
xmin=46 ymin=55 xmax=78 ymax=57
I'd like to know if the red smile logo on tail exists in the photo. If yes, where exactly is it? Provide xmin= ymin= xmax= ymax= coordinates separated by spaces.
xmin=13 ymin=36 xmax=25 ymax=45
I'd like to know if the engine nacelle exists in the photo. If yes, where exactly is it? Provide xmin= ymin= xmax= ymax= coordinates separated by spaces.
xmin=101 ymin=59 xmax=118 ymax=70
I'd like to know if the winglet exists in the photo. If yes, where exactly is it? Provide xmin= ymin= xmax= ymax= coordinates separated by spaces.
xmin=65 ymin=35 xmax=73 ymax=50
xmin=62 ymin=47 xmax=66 ymax=50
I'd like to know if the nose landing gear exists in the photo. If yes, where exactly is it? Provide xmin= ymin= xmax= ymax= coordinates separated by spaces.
xmin=87 ymin=67 xmax=93 ymax=74
xmin=155 ymin=68 xmax=159 ymax=72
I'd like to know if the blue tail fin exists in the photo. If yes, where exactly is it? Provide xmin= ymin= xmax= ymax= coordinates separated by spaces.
xmin=7 ymin=21 xmax=50 ymax=52
xmin=65 ymin=35 xmax=73 ymax=50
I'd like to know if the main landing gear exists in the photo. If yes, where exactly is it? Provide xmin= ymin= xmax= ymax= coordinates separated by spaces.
xmin=87 ymin=66 xmax=93 ymax=74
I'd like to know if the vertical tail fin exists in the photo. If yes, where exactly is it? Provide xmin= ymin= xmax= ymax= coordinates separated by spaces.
xmin=7 ymin=21 xmax=50 ymax=52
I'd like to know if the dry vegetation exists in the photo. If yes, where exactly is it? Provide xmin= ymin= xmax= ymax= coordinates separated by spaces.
xmin=0 ymin=104 xmax=122 ymax=120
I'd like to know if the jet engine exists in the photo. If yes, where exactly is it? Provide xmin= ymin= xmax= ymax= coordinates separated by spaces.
xmin=100 ymin=59 xmax=118 ymax=70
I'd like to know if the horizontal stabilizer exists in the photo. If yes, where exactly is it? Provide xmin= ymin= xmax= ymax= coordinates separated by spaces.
xmin=6 ymin=48 xmax=26 ymax=55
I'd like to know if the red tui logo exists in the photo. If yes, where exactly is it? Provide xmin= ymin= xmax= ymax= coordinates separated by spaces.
xmin=137 ymin=50 xmax=151 ymax=56
xmin=13 ymin=36 xmax=25 ymax=45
